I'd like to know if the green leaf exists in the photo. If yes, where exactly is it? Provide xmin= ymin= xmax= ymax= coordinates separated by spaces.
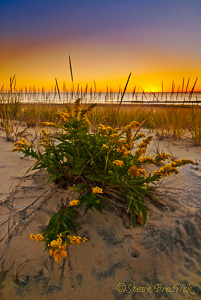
xmin=71 ymin=168 xmax=82 ymax=175
xmin=80 ymin=167 xmax=92 ymax=175
xmin=93 ymin=202 xmax=103 ymax=213
xmin=73 ymin=157 xmax=87 ymax=168
xmin=64 ymin=216 xmax=77 ymax=233
xmin=140 ymin=204 xmax=147 ymax=225
xmin=47 ymin=173 xmax=63 ymax=183
xmin=68 ymin=183 xmax=89 ymax=193
xmin=84 ymin=174 xmax=104 ymax=182
xmin=132 ymin=214 xmax=136 ymax=227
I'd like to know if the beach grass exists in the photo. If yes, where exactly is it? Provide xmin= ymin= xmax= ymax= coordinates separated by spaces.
xmin=0 ymin=90 xmax=201 ymax=144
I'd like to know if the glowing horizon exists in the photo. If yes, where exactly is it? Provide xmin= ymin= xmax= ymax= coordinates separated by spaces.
xmin=1 ymin=71 xmax=200 ymax=93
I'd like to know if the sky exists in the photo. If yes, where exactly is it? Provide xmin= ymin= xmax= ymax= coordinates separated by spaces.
xmin=1 ymin=0 xmax=201 ymax=92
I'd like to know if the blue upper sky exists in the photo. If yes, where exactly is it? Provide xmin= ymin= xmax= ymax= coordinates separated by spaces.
xmin=1 ymin=0 xmax=201 ymax=91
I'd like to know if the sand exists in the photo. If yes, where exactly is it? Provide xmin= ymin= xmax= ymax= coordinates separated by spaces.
xmin=0 ymin=125 xmax=201 ymax=300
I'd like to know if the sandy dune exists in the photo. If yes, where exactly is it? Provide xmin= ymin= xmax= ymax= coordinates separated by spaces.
xmin=0 ymin=127 xmax=201 ymax=300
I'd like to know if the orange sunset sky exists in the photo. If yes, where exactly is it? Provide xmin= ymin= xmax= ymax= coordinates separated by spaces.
xmin=1 ymin=0 xmax=201 ymax=92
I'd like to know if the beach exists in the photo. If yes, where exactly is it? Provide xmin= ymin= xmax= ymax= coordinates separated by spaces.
xmin=0 ymin=125 xmax=201 ymax=300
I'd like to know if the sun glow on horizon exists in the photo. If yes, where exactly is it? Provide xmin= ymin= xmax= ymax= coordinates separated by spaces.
xmin=1 ymin=73 xmax=200 ymax=94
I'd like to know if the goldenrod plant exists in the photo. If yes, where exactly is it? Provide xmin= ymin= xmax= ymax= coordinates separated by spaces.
xmin=12 ymin=99 xmax=193 ymax=262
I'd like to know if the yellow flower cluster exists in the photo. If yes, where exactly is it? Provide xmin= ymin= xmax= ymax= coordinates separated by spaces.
xmin=98 ymin=124 xmax=113 ymax=133
xmin=30 ymin=141 xmax=34 ymax=147
xmin=113 ymin=160 xmax=124 ymax=167
xmin=124 ymin=122 xmax=133 ymax=150
xmin=127 ymin=165 xmax=147 ymax=177
xmin=55 ymin=112 xmax=70 ymax=122
xmin=138 ymin=156 xmax=155 ymax=164
xmin=171 ymin=159 xmax=193 ymax=167
xmin=102 ymin=144 xmax=109 ymax=149
xmin=135 ymin=148 xmax=145 ymax=157
xmin=74 ymin=99 xmax=81 ymax=112
xmin=117 ymin=142 xmax=129 ymax=156
xmin=41 ymin=129 xmax=47 ymax=136
xmin=56 ymin=101 xmax=91 ymax=126
xmin=48 ymin=233 xmax=88 ymax=263
xmin=48 ymin=235 xmax=67 ymax=263
xmin=63 ymin=105 xmax=74 ymax=118
xmin=92 ymin=186 xmax=103 ymax=193
xmin=80 ymin=105 xmax=95 ymax=120
xmin=67 ymin=235 xmax=88 ymax=245
xmin=39 ymin=138 xmax=48 ymax=146
xmin=123 ymin=131 xmax=133 ymax=149
xmin=98 ymin=124 xmax=119 ymax=136
xmin=110 ymin=133 xmax=119 ymax=138
xmin=154 ymin=164 xmax=179 ymax=177
xmin=137 ymin=136 xmax=153 ymax=150
xmin=135 ymin=136 xmax=153 ymax=157
xmin=124 ymin=121 xmax=141 ymax=131
xmin=82 ymin=114 xmax=91 ymax=126
xmin=69 ymin=200 xmax=80 ymax=207
xmin=40 ymin=122 xmax=56 ymax=127
xmin=11 ymin=147 xmax=22 ymax=153
xmin=30 ymin=234 xmax=44 ymax=242
xmin=154 ymin=152 xmax=170 ymax=163
xmin=135 ymin=133 xmax=146 ymax=140
xmin=14 ymin=138 xmax=26 ymax=146
xmin=12 ymin=138 xmax=27 ymax=152
xmin=154 ymin=159 xmax=193 ymax=178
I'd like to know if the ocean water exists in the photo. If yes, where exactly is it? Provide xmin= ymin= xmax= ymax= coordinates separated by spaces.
xmin=1 ymin=91 xmax=201 ymax=105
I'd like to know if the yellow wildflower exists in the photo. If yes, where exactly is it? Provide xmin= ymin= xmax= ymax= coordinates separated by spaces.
xmin=130 ymin=121 xmax=141 ymax=127
xmin=11 ymin=147 xmax=22 ymax=153
xmin=39 ymin=138 xmax=48 ymax=146
xmin=138 ymin=157 xmax=155 ymax=164
xmin=154 ymin=164 xmax=179 ymax=177
xmin=47 ymin=233 xmax=88 ymax=262
xmin=125 ymin=121 xmax=140 ymax=131
xmin=48 ymin=234 xmax=68 ymax=263
xmin=171 ymin=159 xmax=193 ymax=167
xmin=138 ymin=136 xmax=153 ymax=150
xmin=67 ymin=235 xmax=88 ymax=245
xmin=82 ymin=237 xmax=88 ymax=243
xmin=49 ymin=247 xmax=67 ymax=263
xmin=92 ymin=186 xmax=103 ymax=194
xmin=30 ymin=234 xmax=35 ymax=240
xmin=55 ymin=112 xmax=69 ymax=122
xmin=124 ymin=124 xmax=132 ymax=131
xmin=41 ymin=129 xmax=47 ymax=135
xmin=102 ymin=144 xmax=109 ymax=149
xmin=127 ymin=166 xmax=147 ymax=177
xmin=106 ymin=126 xmax=112 ymax=131
xmin=14 ymin=138 xmax=27 ymax=147
xmin=123 ymin=148 xmax=129 ymax=156
xmin=135 ymin=133 xmax=146 ymax=139
xmin=110 ymin=134 xmax=118 ymax=138
xmin=69 ymin=200 xmax=80 ymax=207
xmin=73 ymin=99 xmax=81 ymax=112
xmin=117 ymin=142 xmax=130 ymax=156
xmin=98 ymin=124 xmax=106 ymax=131
xmin=30 ymin=233 xmax=44 ymax=242
xmin=30 ymin=141 xmax=34 ymax=147
xmin=136 ymin=148 xmax=145 ymax=156
xmin=40 ymin=122 xmax=55 ymax=127
xmin=124 ymin=142 xmax=133 ymax=150
xmin=154 ymin=152 xmax=170 ymax=163
xmin=20 ymin=138 xmax=26 ymax=144
xmin=113 ymin=160 xmax=124 ymax=167
xmin=82 ymin=115 xmax=90 ymax=126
